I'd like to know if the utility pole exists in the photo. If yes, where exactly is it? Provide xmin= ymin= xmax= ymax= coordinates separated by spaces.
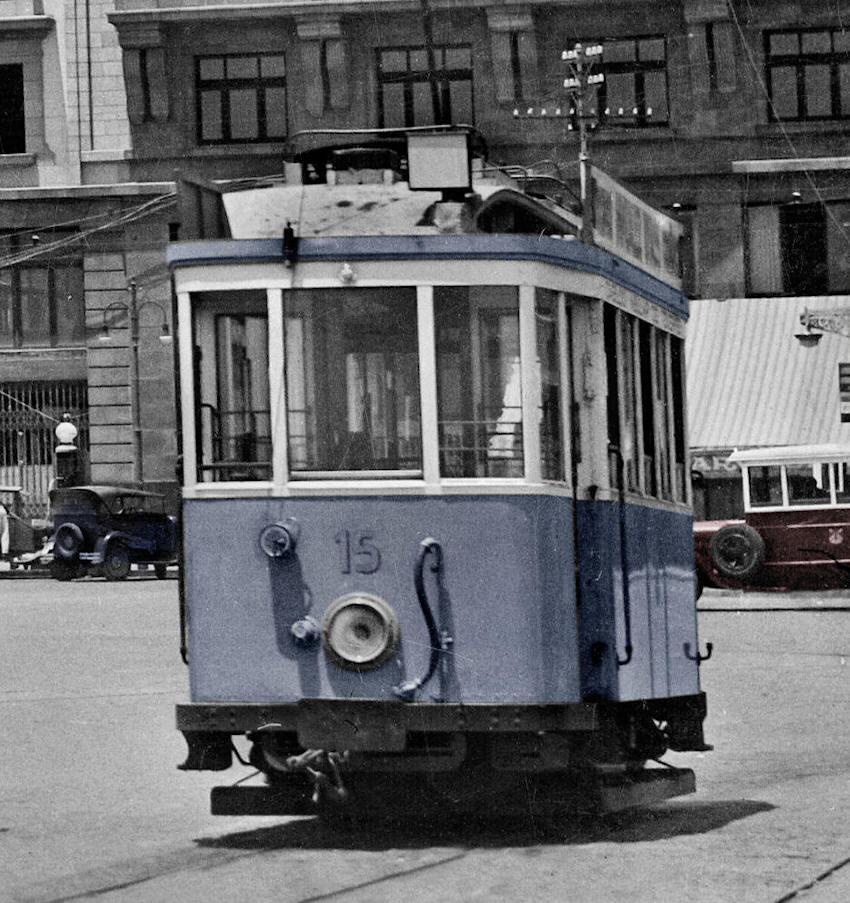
xmin=562 ymin=43 xmax=603 ymax=244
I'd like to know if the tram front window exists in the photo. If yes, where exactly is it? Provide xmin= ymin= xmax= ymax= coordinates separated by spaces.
xmin=435 ymin=286 xmax=523 ymax=478
xmin=192 ymin=291 xmax=271 ymax=482
xmin=284 ymin=288 xmax=421 ymax=476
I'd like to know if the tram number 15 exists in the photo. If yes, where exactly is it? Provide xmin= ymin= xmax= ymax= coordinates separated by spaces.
xmin=335 ymin=529 xmax=381 ymax=574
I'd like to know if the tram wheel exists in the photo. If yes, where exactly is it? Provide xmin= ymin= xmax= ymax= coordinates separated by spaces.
xmin=710 ymin=524 xmax=765 ymax=580
xmin=102 ymin=544 xmax=131 ymax=581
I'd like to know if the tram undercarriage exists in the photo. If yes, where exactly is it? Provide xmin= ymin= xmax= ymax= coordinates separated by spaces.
xmin=178 ymin=695 xmax=709 ymax=816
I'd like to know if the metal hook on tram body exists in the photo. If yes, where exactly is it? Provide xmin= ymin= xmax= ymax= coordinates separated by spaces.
xmin=684 ymin=641 xmax=713 ymax=663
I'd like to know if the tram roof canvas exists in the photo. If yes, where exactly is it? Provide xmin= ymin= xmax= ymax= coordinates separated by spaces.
xmin=169 ymin=178 xmax=689 ymax=321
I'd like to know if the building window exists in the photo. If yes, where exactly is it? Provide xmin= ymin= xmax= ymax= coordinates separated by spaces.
xmin=377 ymin=46 xmax=473 ymax=128
xmin=196 ymin=54 xmax=288 ymax=145
xmin=0 ymin=65 xmax=25 ymax=154
xmin=745 ymin=201 xmax=850 ymax=295
xmin=839 ymin=363 xmax=850 ymax=423
xmin=766 ymin=29 xmax=850 ymax=121
xmin=0 ymin=233 xmax=85 ymax=348
xmin=579 ymin=37 xmax=668 ymax=128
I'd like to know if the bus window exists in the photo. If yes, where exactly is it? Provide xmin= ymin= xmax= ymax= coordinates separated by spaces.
xmin=284 ymin=288 xmax=421 ymax=477
xmin=536 ymin=289 xmax=565 ymax=481
xmin=748 ymin=465 xmax=782 ymax=507
xmin=192 ymin=291 xmax=271 ymax=482
xmin=786 ymin=463 xmax=830 ymax=506
xmin=435 ymin=285 xmax=523 ymax=478
xmin=836 ymin=462 xmax=850 ymax=504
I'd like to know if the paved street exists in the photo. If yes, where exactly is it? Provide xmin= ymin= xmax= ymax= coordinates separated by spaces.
xmin=3 ymin=578 xmax=850 ymax=902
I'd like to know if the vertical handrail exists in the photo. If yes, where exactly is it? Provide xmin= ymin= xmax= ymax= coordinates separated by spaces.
xmin=613 ymin=444 xmax=634 ymax=667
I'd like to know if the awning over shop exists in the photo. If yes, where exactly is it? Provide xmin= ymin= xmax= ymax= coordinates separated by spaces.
xmin=686 ymin=295 xmax=850 ymax=455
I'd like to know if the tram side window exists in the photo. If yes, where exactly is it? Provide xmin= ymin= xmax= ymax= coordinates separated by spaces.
xmin=748 ymin=465 xmax=782 ymax=506
xmin=638 ymin=321 xmax=657 ymax=495
xmin=435 ymin=285 xmax=523 ymax=478
xmin=536 ymin=289 xmax=565 ymax=481
xmin=604 ymin=304 xmax=687 ymax=501
xmin=192 ymin=291 xmax=271 ymax=482
xmin=670 ymin=336 xmax=688 ymax=500
xmin=284 ymin=288 xmax=421 ymax=476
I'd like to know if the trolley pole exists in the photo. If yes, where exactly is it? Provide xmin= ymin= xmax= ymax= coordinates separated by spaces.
xmin=562 ymin=43 xmax=603 ymax=245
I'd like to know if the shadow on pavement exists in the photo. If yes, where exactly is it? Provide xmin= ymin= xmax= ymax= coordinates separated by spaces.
xmin=197 ymin=798 xmax=774 ymax=851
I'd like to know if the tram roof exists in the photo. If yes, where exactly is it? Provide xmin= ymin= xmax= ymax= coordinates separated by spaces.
xmin=168 ymin=179 xmax=688 ymax=319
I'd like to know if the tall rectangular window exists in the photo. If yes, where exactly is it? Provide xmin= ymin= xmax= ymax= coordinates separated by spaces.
xmin=766 ymin=29 xmax=850 ymax=121
xmin=192 ymin=290 xmax=271 ymax=482
xmin=744 ymin=202 xmax=850 ymax=295
xmin=536 ymin=289 xmax=565 ymax=481
xmin=0 ymin=233 xmax=85 ymax=349
xmin=435 ymin=286 xmax=522 ymax=478
xmin=377 ymin=46 xmax=473 ymax=128
xmin=0 ymin=65 xmax=25 ymax=154
xmin=196 ymin=54 xmax=287 ymax=144
xmin=284 ymin=288 xmax=421 ymax=477
xmin=839 ymin=362 xmax=850 ymax=423
xmin=575 ymin=36 xmax=668 ymax=128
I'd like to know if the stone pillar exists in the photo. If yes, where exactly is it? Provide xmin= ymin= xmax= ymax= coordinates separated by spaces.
xmin=486 ymin=8 xmax=538 ymax=104
xmin=296 ymin=17 xmax=349 ymax=117
xmin=118 ymin=24 xmax=169 ymax=124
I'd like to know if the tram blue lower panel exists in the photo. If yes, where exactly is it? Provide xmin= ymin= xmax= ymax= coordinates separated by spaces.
xmin=183 ymin=495 xmax=581 ymax=705
xmin=575 ymin=499 xmax=699 ymax=702
xmin=183 ymin=494 xmax=699 ymax=706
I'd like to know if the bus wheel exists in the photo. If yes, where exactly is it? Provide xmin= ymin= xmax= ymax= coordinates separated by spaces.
xmin=102 ymin=544 xmax=131 ymax=581
xmin=154 ymin=564 xmax=168 ymax=579
xmin=710 ymin=524 xmax=765 ymax=580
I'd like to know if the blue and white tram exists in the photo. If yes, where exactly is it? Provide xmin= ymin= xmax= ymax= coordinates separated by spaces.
xmin=169 ymin=144 xmax=709 ymax=817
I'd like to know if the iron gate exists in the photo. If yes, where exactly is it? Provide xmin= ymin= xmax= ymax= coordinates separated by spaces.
xmin=0 ymin=380 xmax=88 ymax=519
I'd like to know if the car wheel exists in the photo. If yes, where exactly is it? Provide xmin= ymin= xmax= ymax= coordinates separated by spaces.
xmin=53 ymin=522 xmax=84 ymax=560
xmin=710 ymin=524 xmax=765 ymax=580
xmin=102 ymin=544 xmax=131 ymax=581
xmin=154 ymin=564 xmax=167 ymax=580
xmin=50 ymin=559 xmax=77 ymax=581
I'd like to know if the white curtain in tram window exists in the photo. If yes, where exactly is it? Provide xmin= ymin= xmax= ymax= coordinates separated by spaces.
xmin=487 ymin=357 xmax=522 ymax=458
xmin=746 ymin=206 xmax=782 ymax=294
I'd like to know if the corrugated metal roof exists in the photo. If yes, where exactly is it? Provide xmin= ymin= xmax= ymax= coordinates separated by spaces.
xmin=686 ymin=296 xmax=850 ymax=452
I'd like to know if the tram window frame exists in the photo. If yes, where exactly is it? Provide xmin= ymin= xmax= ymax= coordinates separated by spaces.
xmin=434 ymin=285 xmax=525 ymax=480
xmin=604 ymin=303 xmax=686 ymax=503
xmin=535 ymin=288 xmax=568 ymax=483
xmin=191 ymin=290 xmax=272 ymax=483
xmin=282 ymin=287 xmax=423 ymax=480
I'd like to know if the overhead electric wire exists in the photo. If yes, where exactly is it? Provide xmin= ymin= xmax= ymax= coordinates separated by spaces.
xmin=0 ymin=191 xmax=176 ymax=270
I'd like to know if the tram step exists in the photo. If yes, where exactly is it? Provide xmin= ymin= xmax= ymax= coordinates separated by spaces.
xmin=211 ymin=784 xmax=316 ymax=816
xmin=594 ymin=767 xmax=696 ymax=813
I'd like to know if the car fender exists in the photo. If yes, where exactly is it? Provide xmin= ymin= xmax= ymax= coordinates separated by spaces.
xmin=93 ymin=531 xmax=137 ymax=561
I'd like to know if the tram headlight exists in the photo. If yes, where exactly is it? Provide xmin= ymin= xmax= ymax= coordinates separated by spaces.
xmin=321 ymin=593 xmax=400 ymax=672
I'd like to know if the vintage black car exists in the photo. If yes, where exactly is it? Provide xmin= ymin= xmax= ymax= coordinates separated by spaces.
xmin=49 ymin=485 xmax=178 ymax=581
